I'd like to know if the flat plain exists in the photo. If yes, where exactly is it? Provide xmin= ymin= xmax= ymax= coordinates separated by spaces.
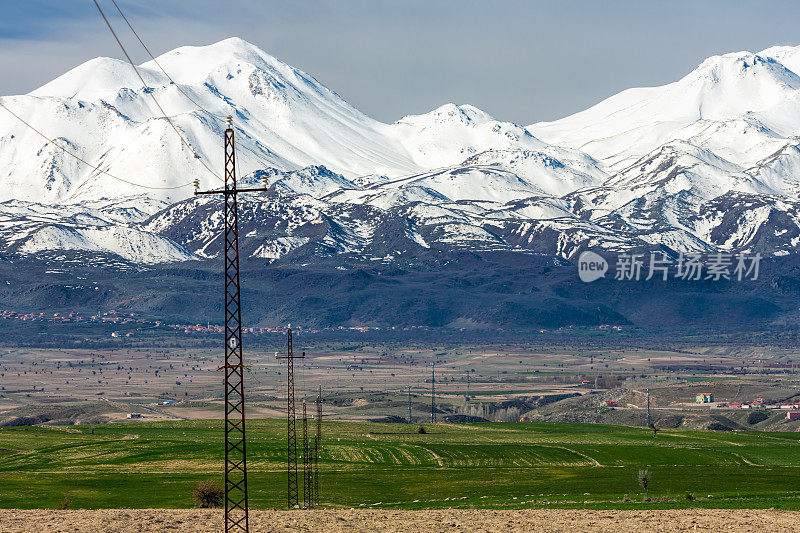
xmin=4 ymin=339 xmax=800 ymax=429
xmin=2 ymin=420 xmax=800 ymax=510
xmin=4 ymin=337 xmax=800 ymax=532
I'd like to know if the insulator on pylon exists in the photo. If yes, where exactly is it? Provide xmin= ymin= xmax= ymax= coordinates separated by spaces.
xmin=193 ymin=179 xmax=200 ymax=193
xmin=262 ymin=174 xmax=268 ymax=195
xmin=226 ymin=115 xmax=233 ymax=128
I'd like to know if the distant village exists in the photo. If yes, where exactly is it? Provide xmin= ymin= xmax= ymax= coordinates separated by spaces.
xmin=693 ymin=392 xmax=800 ymax=417
xmin=600 ymin=391 xmax=800 ymax=420
xmin=0 ymin=308 xmax=431 ymax=336
xmin=0 ymin=308 xmax=627 ymax=339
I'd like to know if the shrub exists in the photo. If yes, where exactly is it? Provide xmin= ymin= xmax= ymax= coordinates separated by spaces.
xmin=417 ymin=425 xmax=427 ymax=434
xmin=685 ymin=492 xmax=694 ymax=501
xmin=193 ymin=481 xmax=224 ymax=508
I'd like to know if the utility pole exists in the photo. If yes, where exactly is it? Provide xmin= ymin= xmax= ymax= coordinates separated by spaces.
xmin=314 ymin=386 xmax=321 ymax=507
xmin=302 ymin=400 xmax=311 ymax=509
xmin=646 ymin=388 xmax=651 ymax=427
xmin=431 ymin=362 xmax=436 ymax=423
xmin=408 ymin=386 xmax=413 ymax=424
xmin=195 ymin=116 xmax=269 ymax=533
xmin=466 ymin=372 xmax=470 ymax=401
xmin=275 ymin=327 xmax=305 ymax=509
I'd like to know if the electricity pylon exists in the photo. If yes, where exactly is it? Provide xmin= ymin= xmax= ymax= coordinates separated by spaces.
xmin=276 ymin=327 xmax=304 ymax=508
xmin=314 ymin=386 xmax=321 ymax=507
xmin=408 ymin=386 xmax=413 ymax=424
xmin=195 ymin=116 xmax=271 ymax=533
xmin=302 ymin=400 xmax=311 ymax=509
xmin=431 ymin=362 xmax=436 ymax=423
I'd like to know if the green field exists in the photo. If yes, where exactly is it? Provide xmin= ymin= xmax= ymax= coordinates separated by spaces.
xmin=2 ymin=420 xmax=800 ymax=510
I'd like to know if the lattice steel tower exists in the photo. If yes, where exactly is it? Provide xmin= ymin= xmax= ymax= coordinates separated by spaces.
xmin=408 ymin=386 xmax=413 ymax=424
xmin=314 ymin=386 xmax=321 ymax=507
xmin=302 ymin=400 xmax=312 ymax=509
xmin=276 ymin=328 xmax=304 ymax=508
xmin=195 ymin=116 xmax=275 ymax=531
xmin=431 ymin=362 xmax=436 ymax=423
xmin=221 ymin=116 xmax=249 ymax=532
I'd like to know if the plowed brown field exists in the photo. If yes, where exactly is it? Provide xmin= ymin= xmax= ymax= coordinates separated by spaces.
xmin=1 ymin=509 xmax=799 ymax=532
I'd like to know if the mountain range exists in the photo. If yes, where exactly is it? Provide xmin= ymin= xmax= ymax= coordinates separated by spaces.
xmin=3 ymin=38 xmax=800 ymax=266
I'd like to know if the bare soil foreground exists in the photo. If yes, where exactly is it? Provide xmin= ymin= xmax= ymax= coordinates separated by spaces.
xmin=1 ymin=509 xmax=800 ymax=532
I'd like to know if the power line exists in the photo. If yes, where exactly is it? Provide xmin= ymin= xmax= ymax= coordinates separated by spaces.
xmin=0 ymin=100 xmax=192 ymax=191
xmin=108 ymin=0 xmax=225 ymax=120
xmin=92 ymin=0 xmax=223 ymax=183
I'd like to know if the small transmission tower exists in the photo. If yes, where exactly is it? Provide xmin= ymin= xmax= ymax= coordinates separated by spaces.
xmin=314 ymin=386 xmax=322 ymax=507
xmin=430 ymin=362 xmax=436 ymax=423
xmin=302 ymin=400 xmax=312 ymax=509
xmin=408 ymin=386 xmax=413 ymax=424
xmin=276 ymin=327 xmax=305 ymax=508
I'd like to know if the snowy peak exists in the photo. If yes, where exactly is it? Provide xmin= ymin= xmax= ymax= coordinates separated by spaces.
xmin=757 ymin=44 xmax=800 ymax=78
xmin=31 ymin=38 xmax=328 ymax=104
xmin=686 ymin=51 xmax=800 ymax=118
xmin=250 ymin=165 xmax=360 ymax=197
xmin=390 ymin=103 xmax=544 ymax=169
xmin=143 ymin=37 xmax=294 ymax=84
xmin=459 ymin=148 xmax=607 ymax=197
xmin=153 ymin=37 xmax=360 ymax=117
xmin=30 ymin=37 xmax=360 ymax=132
xmin=394 ymin=103 xmax=496 ymax=126
xmin=530 ymin=45 xmax=800 ymax=169
xmin=29 ymin=56 xmax=162 ymax=100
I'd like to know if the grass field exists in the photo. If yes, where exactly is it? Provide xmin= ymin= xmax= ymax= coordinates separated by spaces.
xmin=2 ymin=420 xmax=800 ymax=510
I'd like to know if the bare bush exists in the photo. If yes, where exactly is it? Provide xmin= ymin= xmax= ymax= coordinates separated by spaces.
xmin=193 ymin=481 xmax=224 ymax=508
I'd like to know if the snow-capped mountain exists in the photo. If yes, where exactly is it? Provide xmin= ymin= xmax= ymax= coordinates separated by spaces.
xmin=529 ymin=50 xmax=800 ymax=169
xmin=1 ymin=37 xmax=555 ymax=204
xmin=3 ymin=38 xmax=800 ymax=265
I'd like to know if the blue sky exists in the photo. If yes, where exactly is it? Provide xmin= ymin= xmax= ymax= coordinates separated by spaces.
xmin=2 ymin=0 xmax=800 ymax=123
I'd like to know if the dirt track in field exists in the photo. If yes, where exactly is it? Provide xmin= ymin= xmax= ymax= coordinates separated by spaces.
xmin=1 ymin=509 xmax=800 ymax=532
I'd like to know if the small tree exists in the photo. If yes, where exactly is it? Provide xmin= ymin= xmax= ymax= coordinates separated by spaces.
xmin=638 ymin=469 xmax=651 ymax=497
xmin=193 ymin=481 xmax=224 ymax=508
